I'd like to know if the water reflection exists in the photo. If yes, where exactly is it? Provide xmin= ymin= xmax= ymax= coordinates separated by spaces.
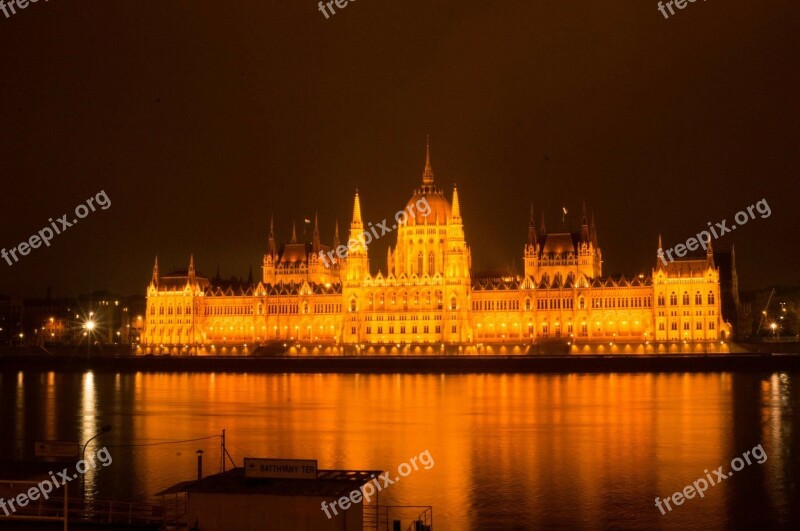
xmin=0 ymin=371 xmax=797 ymax=529
xmin=80 ymin=371 xmax=98 ymax=502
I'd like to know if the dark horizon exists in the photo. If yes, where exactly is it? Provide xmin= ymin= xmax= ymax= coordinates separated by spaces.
xmin=1 ymin=0 xmax=798 ymax=299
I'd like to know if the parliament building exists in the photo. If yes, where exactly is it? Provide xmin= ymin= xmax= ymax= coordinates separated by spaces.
xmin=140 ymin=144 xmax=732 ymax=356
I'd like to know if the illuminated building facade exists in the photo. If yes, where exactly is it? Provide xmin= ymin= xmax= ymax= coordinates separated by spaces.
xmin=141 ymin=144 xmax=730 ymax=355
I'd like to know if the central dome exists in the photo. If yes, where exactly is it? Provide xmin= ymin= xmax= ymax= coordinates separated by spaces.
xmin=405 ymin=185 xmax=452 ymax=225
xmin=402 ymin=139 xmax=452 ymax=226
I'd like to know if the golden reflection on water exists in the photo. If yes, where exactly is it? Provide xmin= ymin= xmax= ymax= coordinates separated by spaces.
xmin=5 ymin=371 xmax=795 ymax=529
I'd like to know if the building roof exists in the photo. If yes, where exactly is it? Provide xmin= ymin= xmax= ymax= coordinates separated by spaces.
xmin=659 ymin=259 xmax=711 ymax=277
xmin=156 ymin=467 xmax=382 ymax=498
xmin=539 ymin=232 xmax=581 ymax=255
xmin=405 ymin=188 xmax=452 ymax=225
xmin=157 ymin=274 xmax=211 ymax=290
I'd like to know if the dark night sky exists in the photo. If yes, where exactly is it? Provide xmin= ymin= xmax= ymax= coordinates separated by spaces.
xmin=0 ymin=0 xmax=798 ymax=299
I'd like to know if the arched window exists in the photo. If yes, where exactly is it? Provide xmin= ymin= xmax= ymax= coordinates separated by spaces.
xmin=417 ymin=252 xmax=423 ymax=275
xmin=658 ymin=294 xmax=665 ymax=306
xmin=670 ymin=292 xmax=677 ymax=306
xmin=428 ymin=252 xmax=435 ymax=275
xmin=167 ymin=305 xmax=173 ymax=315
xmin=450 ymin=297 xmax=457 ymax=311
xmin=368 ymin=294 xmax=374 ymax=308
xmin=150 ymin=305 xmax=156 ymax=315
xmin=414 ymin=292 xmax=419 ymax=305
xmin=257 ymin=303 xmax=264 ymax=315
xmin=579 ymin=297 xmax=585 ymax=309
xmin=349 ymin=299 xmax=357 ymax=312
xmin=380 ymin=293 xmax=385 ymax=306
xmin=525 ymin=298 xmax=532 ymax=311
xmin=695 ymin=292 xmax=702 ymax=305
xmin=682 ymin=292 xmax=689 ymax=305
xmin=708 ymin=291 xmax=715 ymax=305
xmin=303 ymin=302 xmax=309 ymax=314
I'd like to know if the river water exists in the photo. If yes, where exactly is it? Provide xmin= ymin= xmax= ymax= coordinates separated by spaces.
xmin=1 ymin=371 xmax=798 ymax=529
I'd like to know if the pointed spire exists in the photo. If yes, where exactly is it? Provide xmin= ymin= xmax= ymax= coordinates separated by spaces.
xmin=188 ymin=254 xmax=195 ymax=279
xmin=706 ymin=237 xmax=715 ymax=267
xmin=580 ymin=201 xmax=590 ymax=242
xmin=312 ymin=211 xmax=321 ymax=252
xmin=422 ymin=136 xmax=434 ymax=185
xmin=267 ymin=215 xmax=277 ymax=256
xmin=291 ymin=221 xmax=297 ymax=243
xmin=333 ymin=219 xmax=340 ymax=249
xmin=528 ymin=203 xmax=537 ymax=245
xmin=151 ymin=256 xmax=159 ymax=285
xmin=539 ymin=210 xmax=547 ymax=235
xmin=351 ymin=190 xmax=363 ymax=229
xmin=451 ymin=184 xmax=461 ymax=220
xmin=656 ymin=234 xmax=665 ymax=268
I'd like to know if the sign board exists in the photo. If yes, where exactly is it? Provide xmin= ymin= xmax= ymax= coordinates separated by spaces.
xmin=35 ymin=441 xmax=79 ymax=458
xmin=244 ymin=458 xmax=317 ymax=480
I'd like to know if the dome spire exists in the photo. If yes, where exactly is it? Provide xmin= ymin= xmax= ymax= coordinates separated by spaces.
xmin=452 ymin=184 xmax=461 ymax=219
xmin=351 ymin=190 xmax=363 ymax=228
xmin=422 ymin=135 xmax=434 ymax=184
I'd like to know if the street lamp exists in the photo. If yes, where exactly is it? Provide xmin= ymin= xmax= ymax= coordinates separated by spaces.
xmin=81 ymin=424 xmax=111 ymax=495
xmin=82 ymin=425 xmax=112 ymax=462
xmin=84 ymin=319 xmax=96 ymax=357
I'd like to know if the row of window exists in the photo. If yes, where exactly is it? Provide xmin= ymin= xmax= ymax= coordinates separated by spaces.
xmin=313 ymin=303 xmax=342 ymax=314
xmin=366 ymin=292 xmax=457 ymax=309
xmin=268 ymin=303 xmax=299 ymax=314
xmin=473 ymin=300 xmax=521 ymax=311
xmin=538 ymin=298 xmax=576 ymax=310
xmin=204 ymin=306 xmax=255 ymax=316
xmin=591 ymin=297 xmax=652 ymax=309
xmin=152 ymin=305 xmax=192 ymax=316
xmin=657 ymin=292 xmax=716 ymax=306
xmin=361 ymin=324 xmax=459 ymax=335
xmin=658 ymin=321 xmax=717 ymax=331
xmin=658 ymin=310 xmax=716 ymax=317
xmin=473 ymin=296 xmax=655 ymax=312
xmin=364 ymin=314 xmax=434 ymax=321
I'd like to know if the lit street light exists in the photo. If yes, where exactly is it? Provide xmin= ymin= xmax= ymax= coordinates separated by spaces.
xmin=84 ymin=319 xmax=96 ymax=357
xmin=82 ymin=425 xmax=112 ymax=494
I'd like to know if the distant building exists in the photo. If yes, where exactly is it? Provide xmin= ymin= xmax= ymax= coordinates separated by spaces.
xmin=9 ymin=291 xmax=146 ymax=348
xmin=142 ymin=142 xmax=729 ymax=355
